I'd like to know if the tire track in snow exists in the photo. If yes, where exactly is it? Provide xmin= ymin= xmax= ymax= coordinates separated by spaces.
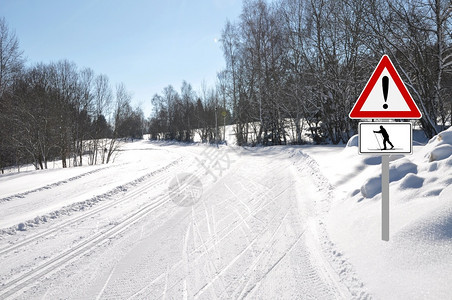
xmin=227 ymin=156 xmax=340 ymax=299
xmin=117 ymin=148 xmax=358 ymax=299
xmin=99 ymin=148 xmax=350 ymax=299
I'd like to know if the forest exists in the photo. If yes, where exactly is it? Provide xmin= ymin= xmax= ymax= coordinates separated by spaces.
xmin=149 ymin=0 xmax=451 ymax=145
xmin=0 ymin=18 xmax=145 ymax=173
xmin=1 ymin=0 xmax=451 ymax=172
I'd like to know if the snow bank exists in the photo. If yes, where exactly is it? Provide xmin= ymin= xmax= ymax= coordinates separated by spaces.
xmin=346 ymin=134 xmax=358 ymax=147
xmin=423 ymin=126 xmax=452 ymax=162
xmin=360 ymin=158 xmax=418 ymax=198
xmin=360 ymin=176 xmax=381 ymax=199
xmin=428 ymin=144 xmax=452 ymax=162
xmin=323 ymin=127 xmax=452 ymax=299
xmin=399 ymin=173 xmax=424 ymax=189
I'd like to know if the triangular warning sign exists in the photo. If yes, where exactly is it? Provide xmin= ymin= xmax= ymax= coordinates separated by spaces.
xmin=349 ymin=55 xmax=422 ymax=119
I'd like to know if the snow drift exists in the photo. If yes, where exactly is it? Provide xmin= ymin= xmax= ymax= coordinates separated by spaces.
xmin=322 ymin=126 xmax=452 ymax=299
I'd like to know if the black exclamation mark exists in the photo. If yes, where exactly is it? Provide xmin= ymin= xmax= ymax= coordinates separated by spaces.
xmin=382 ymin=76 xmax=389 ymax=109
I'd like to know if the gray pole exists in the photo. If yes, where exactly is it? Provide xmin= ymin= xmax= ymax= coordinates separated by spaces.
xmin=382 ymin=155 xmax=390 ymax=241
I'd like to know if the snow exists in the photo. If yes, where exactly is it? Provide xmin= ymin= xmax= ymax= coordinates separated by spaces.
xmin=347 ymin=134 xmax=359 ymax=147
xmin=306 ymin=126 xmax=452 ymax=299
xmin=360 ymin=158 xmax=419 ymax=198
xmin=428 ymin=144 xmax=452 ymax=162
xmin=0 ymin=127 xmax=451 ymax=299
xmin=0 ymin=142 xmax=181 ymax=231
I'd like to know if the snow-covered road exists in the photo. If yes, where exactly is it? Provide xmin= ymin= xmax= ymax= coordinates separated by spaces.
xmin=0 ymin=141 xmax=351 ymax=299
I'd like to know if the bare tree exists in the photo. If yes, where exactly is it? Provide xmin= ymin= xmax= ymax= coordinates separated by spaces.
xmin=147 ymin=0 xmax=452 ymax=145
xmin=221 ymin=21 xmax=247 ymax=144
xmin=105 ymin=83 xmax=131 ymax=164
xmin=0 ymin=17 xmax=24 ymax=173
xmin=0 ymin=17 xmax=24 ymax=99
xmin=91 ymin=74 xmax=113 ymax=165
xmin=73 ymin=67 xmax=94 ymax=166
xmin=365 ymin=0 xmax=452 ymax=138
xmin=180 ymin=81 xmax=196 ymax=141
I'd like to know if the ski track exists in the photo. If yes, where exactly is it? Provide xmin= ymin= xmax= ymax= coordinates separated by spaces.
xmin=0 ymin=155 xmax=199 ymax=298
xmin=220 ymin=192 xmax=294 ymax=298
xmin=95 ymin=265 xmax=117 ymax=300
xmin=0 ymin=157 xmax=183 ymax=238
xmin=122 ymin=156 xmax=277 ymax=299
xmin=0 ymin=163 xmax=121 ymax=203
xmin=194 ymin=154 xmax=354 ymax=299
xmin=0 ymin=189 xmax=172 ymax=299
xmin=153 ymin=153 xmax=346 ymax=300
xmin=239 ymin=228 xmax=306 ymax=299
xmin=0 ymin=143 xmax=369 ymax=299
xmin=91 ymin=166 xmax=210 ymax=300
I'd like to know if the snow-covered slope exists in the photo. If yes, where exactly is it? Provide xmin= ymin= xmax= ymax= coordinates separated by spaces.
xmin=304 ymin=127 xmax=452 ymax=299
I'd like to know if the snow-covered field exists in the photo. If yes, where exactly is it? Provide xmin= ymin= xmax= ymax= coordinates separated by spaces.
xmin=0 ymin=128 xmax=451 ymax=299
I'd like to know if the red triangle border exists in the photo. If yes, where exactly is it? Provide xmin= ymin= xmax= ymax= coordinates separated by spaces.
xmin=349 ymin=55 xmax=422 ymax=119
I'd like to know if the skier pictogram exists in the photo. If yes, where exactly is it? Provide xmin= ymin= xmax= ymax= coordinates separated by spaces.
xmin=373 ymin=126 xmax=394 ymax=150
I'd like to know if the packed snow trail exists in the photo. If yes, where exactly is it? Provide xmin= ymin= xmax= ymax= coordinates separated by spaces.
xmin=0 ymin=144 xmax=181 ymax=230
xmin=94 ymin=152 xmax=342 ymax=300
xmin=0 ymin=141 xmax=351 ymax=299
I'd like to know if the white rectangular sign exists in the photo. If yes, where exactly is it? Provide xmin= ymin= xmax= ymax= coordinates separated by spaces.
xmin=359 ymin=122 xmax=412 ymax=154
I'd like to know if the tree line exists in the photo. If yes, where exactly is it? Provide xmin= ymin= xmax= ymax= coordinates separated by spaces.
xmin=148 ymin=81 xmax=227 ymax=143
xmin=0 ymin=18 xmax=145 ymax=173
xmin=2 ymin=0 xmax=451 ymax=173
xmin=149 ymin=0 xmax=451 ymax=146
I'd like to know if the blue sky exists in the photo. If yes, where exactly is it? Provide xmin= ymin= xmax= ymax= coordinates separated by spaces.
xmin=0 ymin=0 xmax=242 ymax=116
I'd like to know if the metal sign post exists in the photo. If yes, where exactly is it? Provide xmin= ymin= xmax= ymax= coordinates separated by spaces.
xmin=381 ymin=155 xmax=389 ymax=241
xmin=349 ymin=54 xmax=422 ymax=241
